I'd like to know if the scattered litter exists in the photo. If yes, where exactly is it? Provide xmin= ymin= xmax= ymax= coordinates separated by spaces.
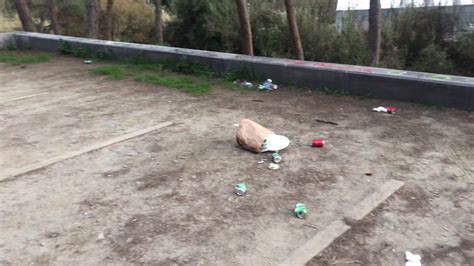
xmin=257 ymin=159 xmax=267 ymax=164
xmin=372 ymin=106 xmax=397 ymax=114
xmin=294 ymin=203 xmax=307 ymax=219
xmin=262 ymin=134 xmax=290 ymax=152
xmin=315 ymin=118 xmax=339 ymax=126
xmin=233 ymin=123 xmax=239 ymax=127
xmin=258 ymin=79 xmax=278 ymax=91
xmin=405 ymin=251 xmax=421 ymax=266
xmin=272 ymin=152 xmax=282 ymax=163
xmin=365 ymin=172 xmax=373 ymax=176
xmin=311 ymin=139 xmax=325 ymax=148
xmin=233 ymin=80 xmax=254 ymax=88
xmin=84 ymin=60 xmax=92 ymax=64
xmin=97 ymin=233 xmax=105 ymax=240
xmin=252 ymin=99 xmax=264 ymax=102
xmin=240 ymin=81 xmax=253 ymax=88
xmin=268 ymin=163 xmax=280 ymax=170
xmin=234 ymin=182 xmax=247 ymax=196
xmin=236 ymin=119 xmax=289 ymax=153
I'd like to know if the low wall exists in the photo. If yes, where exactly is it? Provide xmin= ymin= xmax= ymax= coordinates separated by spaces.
xmin=3 ymin=32 xmax=474 ymax=111
xmin=0 ymin=33 xmax=15 ymax=49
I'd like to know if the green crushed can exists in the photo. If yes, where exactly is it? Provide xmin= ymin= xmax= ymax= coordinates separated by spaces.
xmin=272 ymin=152 xmax=282 ymax=163
xmin=234 ymin=182 xmax=247 ymax=196
xmin=294 ymin=203 xmax=307 ymax=219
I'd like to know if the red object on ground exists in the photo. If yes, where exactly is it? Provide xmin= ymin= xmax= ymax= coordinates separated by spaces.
xmin=386 ymin=106 xmax=396 ymax=114
xmin=311 ymin=139 xmax=325 ymax=147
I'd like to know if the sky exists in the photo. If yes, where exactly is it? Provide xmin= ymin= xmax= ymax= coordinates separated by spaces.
xmin=337 ymin=0 xmax=473 ymax=10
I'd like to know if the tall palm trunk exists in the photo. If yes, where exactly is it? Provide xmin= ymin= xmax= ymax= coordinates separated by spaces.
xmin=285 ymin=0 xmax=304 ymax=60
xmin=105 ymin=0 xmax=114 ymax=40
xmin=47 ymin=0 xmax=61 ymax=35
xmin=368 ymin=0 xmax=381 ymax=66
xmin=85 ymin=0 xmax=100 ymax=38
xmin=235 ymin=0 xmax=253 ymax=56
xmin=153 ymin=0 xmax=163 ymax=44
xmin=14 ymin=0 xmax=37 ymax=32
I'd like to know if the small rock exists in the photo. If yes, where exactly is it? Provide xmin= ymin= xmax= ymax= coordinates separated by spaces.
xmin=191 ymin=175 xmax=197 ymax=179
xmin=49 ymin=232 xmax=60 ymax=238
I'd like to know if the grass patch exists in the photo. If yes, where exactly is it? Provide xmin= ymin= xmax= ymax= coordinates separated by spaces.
xmin=126 ymin=57 xmax=215 ymax=78
xmin=91 ymin=62 xmax=212 ymax=95
xmin=135 ymin=73 xmax=211 ymax=95
xmin=92 ymin=65 xmax=126 ymax=80
xmin=0 ymin=51 xmax=52 ymax=65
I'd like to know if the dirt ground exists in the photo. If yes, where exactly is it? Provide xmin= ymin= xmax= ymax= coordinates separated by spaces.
xmin=0 ymin=54 xmax=473 ymax=265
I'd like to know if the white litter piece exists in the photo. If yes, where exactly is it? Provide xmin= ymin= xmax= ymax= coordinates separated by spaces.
xmin=269 ymin=163 xmax=280 ymax=170
xmin=240 ymin=81 xmax=253 ymax=88
xmin=373 ymin=106 xmax=388 ymax=112
xmin=405 ymin=251 xmax=422 ymax=266
xmin=261 ymin=133 xmax=290 ymax=152
xmin=257 ymin=159 xmax=267 ymax=164
xmin=372 ymin=106 xmax=396 ymax=114
xmin=258 ymin=79 xmax=278 ymax=91
xmin=233 ymin=123 xmax=239 ymax=127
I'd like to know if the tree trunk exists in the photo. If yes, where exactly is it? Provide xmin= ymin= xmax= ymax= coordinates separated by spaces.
xmin=285 ymin=0 xmax=304 ymax=60
xmin=47 ymin=0 xmax=61 ymax=35
xmin=235 ymin=0 xmax=254 ymax=56
xmin=85 ymin=0 xmax=100 ymax=38
xmin=153 ymin=0 xmax=163 ymax=44
xmin=105 ymin=0 xmax=114 ymax=40
xmin=14 ymin=0 xmax=37 ymax=32
xmin=368 ymin=0 xmax=381 ymax=66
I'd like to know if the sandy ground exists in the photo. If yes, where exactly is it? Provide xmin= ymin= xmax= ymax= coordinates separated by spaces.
xmin=0 ymin=55 xmax=473 ymax=265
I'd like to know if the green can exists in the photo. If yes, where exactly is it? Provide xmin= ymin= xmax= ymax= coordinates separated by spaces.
xmin=272 ymin=152 xmax=282 ymax=163
xmin=234 ymin=182 xmax=247 ymax=196
xmin=294 ymin=203 xmax=307 ymax=219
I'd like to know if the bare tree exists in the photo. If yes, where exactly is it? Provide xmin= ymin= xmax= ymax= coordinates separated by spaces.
xmin=14 ymin=0 xmax=37 ymax=32
xmin=153 ymin=0 xmax=163 ymax=44
xmin=85 ymin=0 xmax=100 ymax=38
xmin=46 ymin=0 xmax=61 ymax=35
xmin=368 ymin=0 xmax=381 ymax=66
xmin=105 ymin=0 xmax=114 ymax=40
xmin=235 ymin=0 xmax=253 ymax=56
xmin=284 ymin=0 xmax=304 ymax=60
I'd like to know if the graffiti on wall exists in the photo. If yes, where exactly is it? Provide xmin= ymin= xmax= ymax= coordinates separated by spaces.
xmin=284 ymin=59 xmax=460 ymax=82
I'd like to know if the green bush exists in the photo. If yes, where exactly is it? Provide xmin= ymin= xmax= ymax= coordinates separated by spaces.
xmin=411 ymin=44 xmax=454 ymax=74
xmin=447 ymin=33 xmax=474 ymax=76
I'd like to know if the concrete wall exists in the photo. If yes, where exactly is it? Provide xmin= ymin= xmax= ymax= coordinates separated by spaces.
xmin=0 ymin=32 xmax=15 ymax=49
xmin=4 ymin=32 xmax=474 ymax=111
